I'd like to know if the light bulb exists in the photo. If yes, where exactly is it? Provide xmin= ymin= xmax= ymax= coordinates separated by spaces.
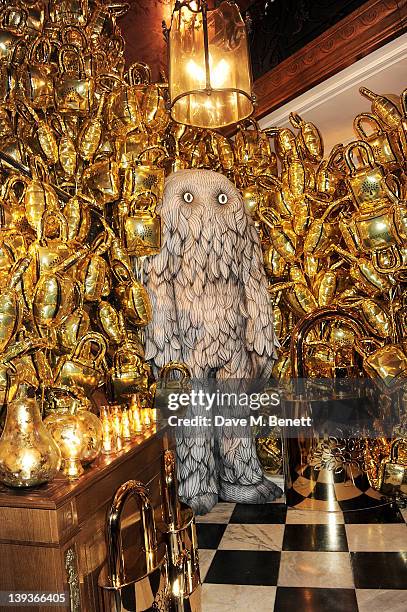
xmin=211 ymin=59 xmax=230 ymax=88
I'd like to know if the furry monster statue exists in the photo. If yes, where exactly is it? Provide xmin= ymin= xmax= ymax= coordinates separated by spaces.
xmin=145 ymin=169 xmax=282 ymax=513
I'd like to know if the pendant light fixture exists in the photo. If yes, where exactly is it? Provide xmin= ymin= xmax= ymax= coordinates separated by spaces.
xmin=167 ymin=1 xmax=255 ymax=129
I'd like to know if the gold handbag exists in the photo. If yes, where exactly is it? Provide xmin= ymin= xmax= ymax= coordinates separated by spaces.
xmin=0 ymin=286 xmax=23 ymax=353
xmin=235 ymin=118 xmax=272 ymax=168
xmin=343 ymin=204 xmax=403 ymax=253
xmin=315 ymin=144 xmax=345 ymax=196
xmin=23 ymin=157 xmax=59 ymax=236
xmin=27 ymin=210 xmax=74 ymax=295
xmin=54 ymin=44 xmax=95 ymax=116
xmin=106 ymin=71 xmax=143 ymax=136
xmin=0 ymin=194 xmax=27 ymax=282
xmin=16 ymin=99 xmax=59 ymax=165
xmin=258 ymin=207 xmax=298 ymax=264
xmin=399 ymin=88 xmax=407 ymax=160
xmin=289 ymin=112 xmax=324 ymax=164
xmin=49 ymin=0 xmax=89 ymax=26
xmin=115 ymin=130 xmax=151 ymax=168
xmin=128 ymin=62 xmax=169 ymax=132
xmin=122 ymin=147 xmax=166 ymax=202
xmin=57 ymin=284 xmax=90 ymax=354
xmin=82 ymin=158 xmax=120 ymax=206
xmin=355 ymin=338 xmax=407 ymax=391
xmin=63 ymin=195 xmax=91 ymax=243
xmin=113 ymin=260 xmax=152 ymax=326
xmin=153 ymin=361 xmax=192 ymax=414
xmin=0 ymin=40 xmax=25 ymax=104
xmin=378 ymin=439 xmax=407 ymax=496
xmin=19 ymin=37 xmax=54 ymax=109
xmin=79 ymin=237 xmax=110 ymax=303
xmin=159 ymin=450 xmax=201 ymax=612
xmin=121 ymin=192 xmax=162 ymax=257
xmin=354 ymin=113 xmax=400 ymax=169
xmin=0 ymin=7 xmax=27 ymax=61
xmin=97 ymin=301 xmax=125 ymax=345
xmin=54 ymin=332 xmax=107 ymax=396
xmin=110 ymin=341 xmax=150 ymax=401
xmin=32 ymin=271 xmax=77 ymax=330
xmin=344 ymin=141 xmax=387 ymax=209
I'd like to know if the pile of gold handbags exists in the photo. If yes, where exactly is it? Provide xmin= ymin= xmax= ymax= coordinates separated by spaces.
xmin=0 ymin=0 xmax=405 ymax=496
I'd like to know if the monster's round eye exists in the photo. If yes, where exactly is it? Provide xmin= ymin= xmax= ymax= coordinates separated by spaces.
xmin=218 ymin=193 xmax=228 ymax=205
xmin=183 ymin=192 xmax=194 ymax=203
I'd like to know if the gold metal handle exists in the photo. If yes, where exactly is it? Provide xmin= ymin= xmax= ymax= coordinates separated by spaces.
xmin=107 ymin=480 xmax=158 ymax=588
xmin=60 ymin=25 xmax=88 ymax=50
xmin=162 ymin=450 xmax=181 ymax=530
xmin=290 ymin=307 xmax=367 ymax=378
xmin=353 ymin=113 xmax=383 ymax=139
xmin=159 ymin=361 xmax=192 ymax=384
xmin=344 ymin=140 xmax=376 ymax=175
xmin=72 ymin=332 xmax=107 ymax=367
xmin=29 ymin=36 xmax=52 ymax=64
xmin=127 ymin=62 xmax=152 ymax=86
xmin=39 ymin=209 xmax=69 ymax=245
xmin=58 ymin=44 xmax=86 ymax=78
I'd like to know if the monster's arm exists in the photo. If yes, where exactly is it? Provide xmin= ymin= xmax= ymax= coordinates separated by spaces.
xmin=240 ymin=222 xmax=279 ymax=377
xmin=144 ymin=249 xmax=182 ymax=368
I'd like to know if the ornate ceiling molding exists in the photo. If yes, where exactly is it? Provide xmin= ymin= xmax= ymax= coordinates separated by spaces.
xmin=252 ymin=0 xmax=406 ymax=120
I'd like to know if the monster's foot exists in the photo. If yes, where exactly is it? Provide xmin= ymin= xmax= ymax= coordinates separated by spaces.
xmin=181 ymin=492 xmax=219 ymax=515
xmin=219 ymin=477 xmax=283 ymax=504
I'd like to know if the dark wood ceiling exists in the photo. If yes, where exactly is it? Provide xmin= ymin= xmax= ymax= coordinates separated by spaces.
xmin=120 ymin=1 xmax=254 ymax=79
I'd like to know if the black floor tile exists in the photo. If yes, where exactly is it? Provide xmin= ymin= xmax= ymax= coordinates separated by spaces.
xmin=282 ymin=524 xmax=348 ymax=552
xmin=344 ymin=502 xmax=403 ymax=523
xmin=230 ymin=503 xmax=287 ymax=524
xmin=351 ymin=552 xmax=407 ymax=589
xmin=352 ymin=474 xmax=372 ymax=493
xmin=196 ymin=523 xmax=226 ymax=549
xmin=205 ymin=550 xmax=280 ymax=586
xmin=339 ymin=494 xmax=388 ymax=513
xmin=274 ymin=587 xmax=358 ymax=612
xmin=285 ymin=488 xmax=306 ymax=507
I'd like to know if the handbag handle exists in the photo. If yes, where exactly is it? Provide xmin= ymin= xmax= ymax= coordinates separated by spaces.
xmin=72 ymin=331 xmax=107 ymax=368
xmin=127 ymin=62 xmax=152 ymax=86
xmin=159 ymin=361 xmax=191 ymax=385
xmin=58 ymin=43 xmax=86 ymax=78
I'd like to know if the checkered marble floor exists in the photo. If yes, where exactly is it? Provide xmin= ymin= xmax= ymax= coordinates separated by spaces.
xmin=196 ymin=484 xmax=407 ymax=612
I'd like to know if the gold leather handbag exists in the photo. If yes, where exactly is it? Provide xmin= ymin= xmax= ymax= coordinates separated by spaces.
xmin=82 ymin=158 xmax=120 ymax=206
xmin=19 ymin=37 xmax=54 ymax=109
xmin=113 ymin=260 xmax=152 ymax=326
xmin=128 ymin=62 xmax=169 ymax=132
xmin=121 ymin=192 xmax=161 ymax=257
xmin=110 ymin=341 xmax=150 ymax=401
xmin=23 ymin=157 xmax=59 ymax=236
xmin=54 ymin=44 xmax=95 ymax=115
xmin=355 ymin=338 xmax=407 ymax=391
xmin=54 ymin=332 xmax=107 ymax=396
xmin=344 ymin=141 xmax=387 ymax=209
xmin=354 ymin=113 xmax=400 ymax=169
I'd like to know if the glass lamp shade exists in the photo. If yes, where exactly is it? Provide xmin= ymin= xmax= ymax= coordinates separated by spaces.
xmin=169 ymin=1 xmax=254 ymax=129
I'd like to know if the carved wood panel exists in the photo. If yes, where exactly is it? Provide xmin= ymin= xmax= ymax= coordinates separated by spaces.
xmin=252 ymin=0 xmax=406 ymax=120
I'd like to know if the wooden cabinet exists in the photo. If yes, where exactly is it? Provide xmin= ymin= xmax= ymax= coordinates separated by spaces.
xmin=0 ymin=430 xmax=170 ymax=612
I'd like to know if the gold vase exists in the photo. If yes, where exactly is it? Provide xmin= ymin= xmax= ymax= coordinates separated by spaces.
xmin=0 ymin=384 xmax=61 ymax=488
xmin=44 ymin=409 xmax=88 ymax=480
xmin=76 ymin=406 xmax=103 ymax=465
